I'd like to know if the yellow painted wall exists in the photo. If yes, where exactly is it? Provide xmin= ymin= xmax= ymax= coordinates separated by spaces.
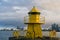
xmin=29 ymin=14 xmax=40 ymax=23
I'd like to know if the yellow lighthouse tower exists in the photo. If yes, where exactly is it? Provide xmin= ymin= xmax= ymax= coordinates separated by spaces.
xmin=24 ymin=6 xmax=45 ymax=38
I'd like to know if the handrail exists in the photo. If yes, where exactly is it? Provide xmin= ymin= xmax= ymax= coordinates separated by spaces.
xmin=24 ymin=16 xmax=45 ymax=24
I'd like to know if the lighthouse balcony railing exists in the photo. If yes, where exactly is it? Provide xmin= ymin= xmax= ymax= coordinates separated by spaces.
xmin=24 ymin=16 xmax=45 ymax=24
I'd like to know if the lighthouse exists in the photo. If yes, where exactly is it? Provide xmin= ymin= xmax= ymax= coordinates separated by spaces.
xmin=24 ymin=6 xmax=45 ymax=38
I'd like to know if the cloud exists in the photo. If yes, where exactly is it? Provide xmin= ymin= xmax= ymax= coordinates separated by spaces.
xmin=3 ymin=0 xmax=8 ymax=2
xmin=2 ymin=0 xmax=33 ymax=6
xmin=0 ymin=0 xmax=34 ymax=27
xmin=0 ymin=6 xmax=29 ymax=26
xmin=0 ymin=12 xmax=24 ymax=27
xmin=33 ymin=0 xmax=60 ymax=25
xmin=0 ymin=3 xmax=2 ymax=5
xmin=41 ymin=10 xmax=60 ymax=23
xmin=33 ymin=0 xmax=60 ymax=14
xmin=0 ymin=6 xmax=29 ymax=20
xmin=13 ymin=6 xmax=29 ymax=13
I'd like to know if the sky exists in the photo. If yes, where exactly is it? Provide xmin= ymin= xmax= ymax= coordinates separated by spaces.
xmin=0 ymin=0 xmax=60 ymax=28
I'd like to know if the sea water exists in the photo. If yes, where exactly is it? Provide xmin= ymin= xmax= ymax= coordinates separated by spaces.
xmin=0 ymin=31 xmax=13 ymax=40
xmin=0 ymin=31 xmax=60 ymax=40
xmin=0 ymin=30 xmax=26 ymax=40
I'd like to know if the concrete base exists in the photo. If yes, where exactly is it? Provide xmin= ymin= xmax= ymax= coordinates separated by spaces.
xmin=9 ymin=36 xmax=59 ymax=40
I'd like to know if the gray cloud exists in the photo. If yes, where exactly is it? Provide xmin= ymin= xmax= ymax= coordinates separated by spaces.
xmin=0 ymin=0 xmax=33 ymax=27
xmin=0 ymin=6 xmax=29 ymax=27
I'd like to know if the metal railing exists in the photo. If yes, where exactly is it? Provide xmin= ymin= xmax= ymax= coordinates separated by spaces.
xmin=24 ymin=16 xmax=45 ymax=24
